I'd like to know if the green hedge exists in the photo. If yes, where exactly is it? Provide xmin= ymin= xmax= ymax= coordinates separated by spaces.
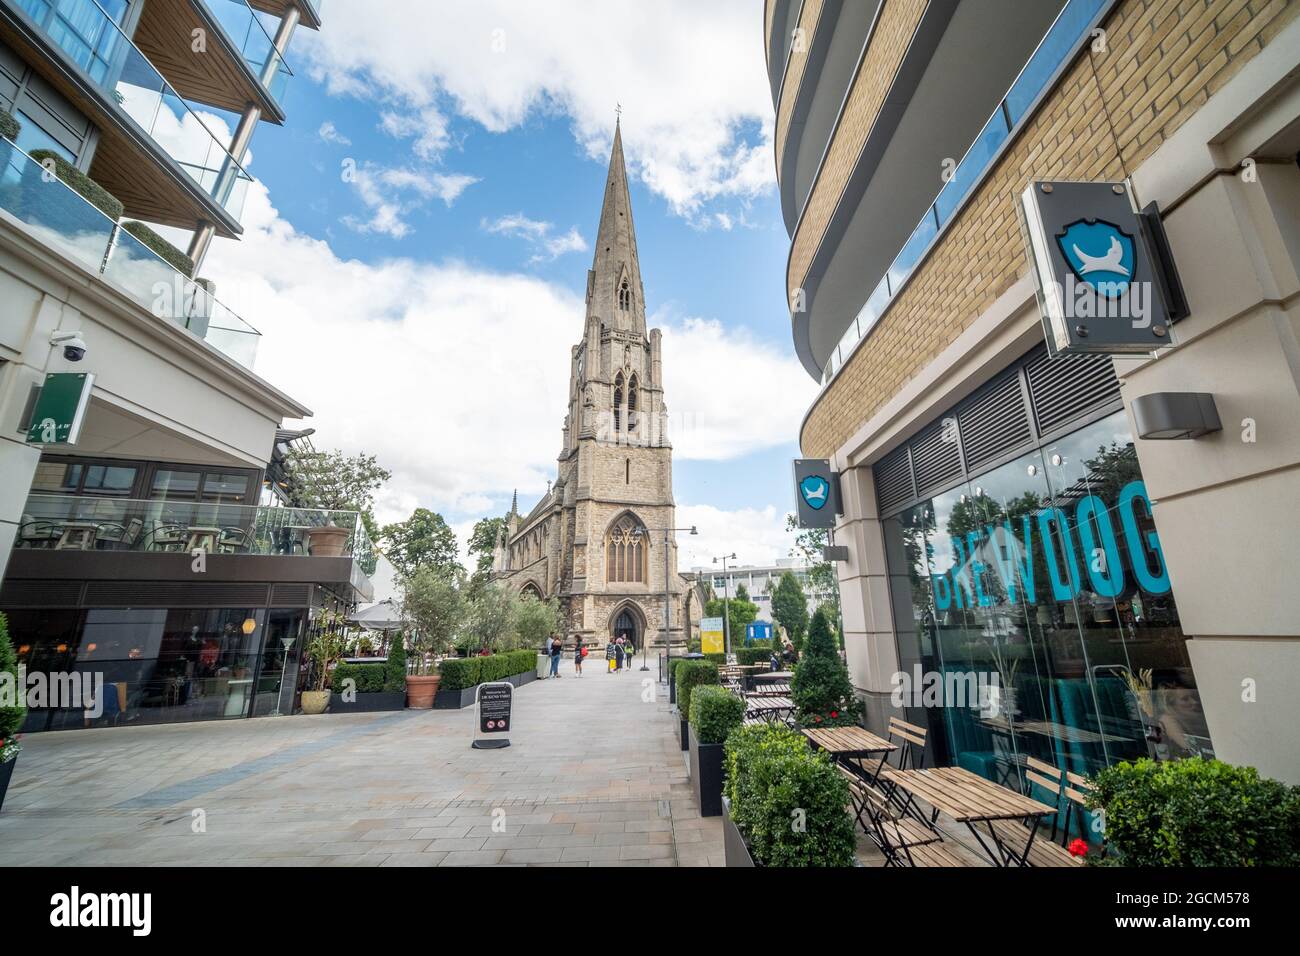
xmin=723 ymin=723 xmax=855 ymax=867
xmin=122 ymin=220 xmax=195 ymax=277
xmin=28 ymin=149 xmax=123 ymax=219
xmin=1087 ymin=757 xmax=1300 ymax=867
xmin=383 ymin=637 xmax=407 ymax=693
xmin=735 ymin=647 xmax=772 ymax=666
xmin=702 ymin=652 xmax=727 ymax=666
xmin=439 ymin=649 xmax=536 ymax=691
xmin=675 ymin=659 xmax=719 ymax=724
xmin=0 ymin=112 xmax=19 ymax=141
xmin=689 ymin=685 xmax=745 ymax=745
xmin=0 ymin=613 xmax=26 ymax=744
xmin=331 ymin=662 xmax=386 ymax=695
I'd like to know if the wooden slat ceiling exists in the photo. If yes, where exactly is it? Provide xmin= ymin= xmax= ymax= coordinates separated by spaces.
xmin=132 ymin=0 xmax=281 ymax=122
xmin=0 ymin=18 xmax=240 ymax=237
xmin=247 ymin=0 xmax=320 ymax=30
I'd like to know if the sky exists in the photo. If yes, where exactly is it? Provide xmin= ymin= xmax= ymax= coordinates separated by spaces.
xmin=196 ymin=0 xmax=819 ymax=572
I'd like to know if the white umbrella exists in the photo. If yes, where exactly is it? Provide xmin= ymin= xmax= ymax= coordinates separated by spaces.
xmin=350 ymin=599 xmax=406 ymax=632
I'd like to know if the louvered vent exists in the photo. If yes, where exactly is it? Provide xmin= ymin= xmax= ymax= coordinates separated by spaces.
xmin=957 ymin=371 xmax=1032 ymax=470
xmin=874 ymin=447 xmax=915 ymax=516
xmin=83 ymin=582 xmax=270 ymax=608
xmin=1025 ymin=351 xmax=1120 ymax=436
xmin=271 ymin=584 xmax=312 ymax=606
xmin=0 ymin=580 xmax=83 ymax=607
xmin=911 ymin=420 xmax=963 ymax=496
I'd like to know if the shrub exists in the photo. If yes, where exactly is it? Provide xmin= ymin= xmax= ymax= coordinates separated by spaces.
xmin=0 ymin=613 xmax=25 ymax=762
xmin=1087 ymin=757 xmax=1300 ymax=867
xmin=791 ymin=607 xmax=860 ymax=727
xmin=383 ymin=635 xmax=407 ymax=692
xmin=690 ymin=685 xmax=745 ymax=745
xmin=438 ymin=650 xmax=536 ymax=690
xmin=702 ymin=652 xmax=727 ymax=666
xmin=331 ymin=662 xmax=386 ymax=695
xmin=735 ymin=647 xmax=771 ymax=666
xmin=121 ymin=220 xmax=195 ymax=277
xmin=439 ymin=656 xmax=481 ymax=691
xmin=28 ymin=150 xmax=123 ymax=219
xmin=723 ymin=723 xmax=854 ymax=866
xmin=0 ymin=112 xmax=19 ymax=141
xmin=675 ymin=660 xmax=719 ymax=723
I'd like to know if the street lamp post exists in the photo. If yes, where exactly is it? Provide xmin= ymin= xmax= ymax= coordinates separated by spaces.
xmin=635 ymin=525 xmax=698 ymax=674
xmin=711 ymin=552 xmax=737 ymax=658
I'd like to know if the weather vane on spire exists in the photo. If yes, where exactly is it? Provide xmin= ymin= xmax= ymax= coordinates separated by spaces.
xmin=615 ymin=102 xmax=622 ymax=121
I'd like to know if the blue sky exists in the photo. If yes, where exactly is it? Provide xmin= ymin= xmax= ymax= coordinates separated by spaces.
xmin=201 ymin=0 xmax=816 ymax=569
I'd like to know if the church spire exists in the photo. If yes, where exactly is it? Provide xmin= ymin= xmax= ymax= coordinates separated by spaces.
xmin=587 ymin=119 xmax=644 ymax=333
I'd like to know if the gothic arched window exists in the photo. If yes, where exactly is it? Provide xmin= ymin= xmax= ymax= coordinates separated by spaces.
xmin=605 ymin=514 xmax=646 ymax=583
xmin=613 ymin=371 xmax=624 ymax=433
xmin=618 ymin=279 xmax=631 ymax=311
xmin=627 ymin=373 xmax=639 ymax=432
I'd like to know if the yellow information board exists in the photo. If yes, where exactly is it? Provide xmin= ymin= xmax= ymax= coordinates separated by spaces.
xmin=700 ymin=616 xmax=724 ymax=654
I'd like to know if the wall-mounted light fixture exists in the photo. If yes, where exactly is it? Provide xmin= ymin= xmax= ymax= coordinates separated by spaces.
xmin=1131 ymin=392 xmax=1222 ymax=440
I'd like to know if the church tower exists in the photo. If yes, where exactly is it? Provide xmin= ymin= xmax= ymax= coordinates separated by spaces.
xmin=494 ymin=121 xmax=696 ymax=650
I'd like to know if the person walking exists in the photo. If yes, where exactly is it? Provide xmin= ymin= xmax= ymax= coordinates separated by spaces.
xmin=605 ymin=639 xmax=618 ymax=674
xmin=616 ymin=636 xmax=627 ymax=672
xmin=574 ymin=637 xmax=585 ymax=677
xmin=549 ymin=635 xmax=563 ymax=678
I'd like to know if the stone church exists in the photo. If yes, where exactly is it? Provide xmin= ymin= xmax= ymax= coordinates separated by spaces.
xmin=492 ymin=123 xmax=699 ymax=650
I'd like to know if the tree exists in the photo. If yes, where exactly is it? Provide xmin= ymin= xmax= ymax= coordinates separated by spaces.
xmin=466 ymin=584 xmax=519 ymax=652
xmin=0 ymin=613 xmax=26 ymax=759
xmin=467 ymin=516 xmax=506 ymax=575
xmin=380 ymin=508 xmax=462 ymax=579
xmin=401 ymin=567 xmax=463 ymax=673
xmin=735 ymin=583 xmax=751 ymax=603
xmin=770 ymin=571 xmax=810 ymax=651
xmin=786 ymin=513 xmax=840 ymax=628
xmin=705 ymin=592 xmax=758 ymax=647
xmin=287 ymin=447 xmax=390 ymax=517
xmin=515 ymin=593 xmax=563 ymax=650
xmin=791 ymin=607 xmax=859 ymax=727
xmin=383 ymin=632 xmax=407 ymax=692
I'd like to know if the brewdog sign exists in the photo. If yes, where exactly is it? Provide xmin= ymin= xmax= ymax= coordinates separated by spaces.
xmin=929 ymin=479 xmax=1171 ymax=612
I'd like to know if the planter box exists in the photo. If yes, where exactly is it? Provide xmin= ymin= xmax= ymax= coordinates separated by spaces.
xmin=435 ymin=670 xmax=534 ymax=709
xmin=679 ymin=716 xmax=690 ymax=751
xmin=721 ymin=796 xmax=756 ymax=867
xmin=329 ymin=692 xmax=405 ymax=714
xmin=688 ymin=724 xmax=724 ymax=817
xmin=0 ymin=755 xmax=16 ymax=815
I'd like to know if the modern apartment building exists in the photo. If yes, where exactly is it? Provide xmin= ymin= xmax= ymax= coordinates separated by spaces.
xmin=767 ymin=0 xmax=1300 ymax=786
xmin=686 ymin=558 xmax=834 ymax=623
xmin=0 ymin=0 xmax=374 ymax=731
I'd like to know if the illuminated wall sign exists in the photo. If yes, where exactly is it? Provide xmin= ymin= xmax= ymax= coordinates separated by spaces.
xmin=1020 ymin=180 xmax=1177 ymax=355
xmin=930 ymin=479 xmax=1170 ymax=611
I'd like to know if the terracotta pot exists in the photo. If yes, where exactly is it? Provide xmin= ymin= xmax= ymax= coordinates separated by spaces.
xmin=305 ymin=526 xmax=349 ymax=557
xmin=405 ymin=674 xmax=442 ymax=709
xmin=300 ymin=690 xmax=331 ymax=714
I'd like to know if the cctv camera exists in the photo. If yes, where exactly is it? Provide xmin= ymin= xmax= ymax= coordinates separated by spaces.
xmin=49 ymin=332 xmax=87 ymax=362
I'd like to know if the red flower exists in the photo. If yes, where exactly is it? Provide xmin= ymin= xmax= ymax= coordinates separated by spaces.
xmin=1068 ymin=839 xmax=1088 ymax=858
xmin=830 ymin=711 xmax=838 ymax=718
xmin=813 ymin=715 xmax=822 ymax=723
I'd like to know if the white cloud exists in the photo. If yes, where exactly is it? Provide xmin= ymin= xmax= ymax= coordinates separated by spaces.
xmin=674 ymin=504 xmax=798 ymax=570
xmin=203 ymin=183 xmax=809 ymax=528
xmin=343 ymin=163 xmax=479 ymax=237
xmin=482 ymin=213 xmax=587 ymax=263
xmin=317 ymin=120 xmax=351 ymax=146
xmin=297 ymin=0 xmax=774 ymax=219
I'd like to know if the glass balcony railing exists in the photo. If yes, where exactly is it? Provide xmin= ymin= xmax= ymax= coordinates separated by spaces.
xmin=202 ymin=0 xmax=293 ymax=104
xmin=13 ymin=0 xmax=254 ymax=221
xmin=17 ymin=494 xmax=377 ymax=577
xmin=0 ymin=137 xmax=261 ymax=367
xmin=820 ymin=0 xmax=1108 ymax=386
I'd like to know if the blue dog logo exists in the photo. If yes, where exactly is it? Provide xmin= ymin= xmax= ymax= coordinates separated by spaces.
xmin=1056 ymin=219 xmax=1135 ymax=298
xmin=800 ymin=475 xmax=830 ymax=511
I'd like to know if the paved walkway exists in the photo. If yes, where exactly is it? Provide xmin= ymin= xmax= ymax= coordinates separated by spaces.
xmin=0 ymin=657 xmax=723 ymax=866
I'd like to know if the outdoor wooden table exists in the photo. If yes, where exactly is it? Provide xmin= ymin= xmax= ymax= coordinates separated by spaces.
xmin=803 ymin=726 xmax=897 ymax=781
xmin=747 ymin=682 xmax=791 ymax=696
xmin=55 ymin=521 xmax=99 ymax=550
xmin=746 ymin=695 xmax=796 ymax=724
xmin=753 ymin=670 xmax=793 ymax=682
xmin=185 ymin=527 xmax=223 ymax=552
xmin=880 ymin=766 xmax=1055 ymax=867
xmin=980 ymin=715 xmax=1133 ymax=745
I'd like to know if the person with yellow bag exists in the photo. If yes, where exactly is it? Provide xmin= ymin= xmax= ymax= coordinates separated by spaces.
xmin=605 ymin=640 xmax=618 ymax=673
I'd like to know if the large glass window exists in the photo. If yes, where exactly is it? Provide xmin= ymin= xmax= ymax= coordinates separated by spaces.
xmin=881 ymin=411 xmax=1211 ymax=843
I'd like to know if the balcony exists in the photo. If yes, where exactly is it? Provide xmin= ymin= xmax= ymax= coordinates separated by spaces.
xmin=133 ymin=0 xmax=293 ymax=120
xmin=0 ymin=136 xmax=260 ymax=366
xmin=248 ymin=0 xmax=322 ymax=31
xmin=16 ymin=493 xmax=376 ymax=573
xmin=2 ymin=0 xmax=254 ymax=233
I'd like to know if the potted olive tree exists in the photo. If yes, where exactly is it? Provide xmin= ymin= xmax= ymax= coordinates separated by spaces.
xmin=283 ymin=447 xmax=389 ymax=558
xmin=301 ymin=612 xmax=347 ymax=714
xmin=0 ymin=613 xmax=25 ymax=814
xmin=401 ymin=566 xmax=462 ymax=708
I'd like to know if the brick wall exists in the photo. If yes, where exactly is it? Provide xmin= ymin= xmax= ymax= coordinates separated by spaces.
xmin=788 ymin=0 xmax=928 ymax=295
xmin=800 ymin=0 xmax=1299 ymax=458
xmin=775 ymin=0 xmax=826 ymax=183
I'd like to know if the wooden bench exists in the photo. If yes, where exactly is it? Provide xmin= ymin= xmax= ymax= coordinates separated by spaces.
xmin=838 ymin=767 xmax=973 ymax=868
xmin=990 ymin=757 xmax=1084 ymax=867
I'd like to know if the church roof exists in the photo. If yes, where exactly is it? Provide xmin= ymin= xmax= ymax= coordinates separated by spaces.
xmin=587 ymin=120 xmax=644 ymax=332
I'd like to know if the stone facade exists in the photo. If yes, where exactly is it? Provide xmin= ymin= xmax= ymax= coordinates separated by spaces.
xmin=492 ymin=124 xmax=698 ymax=648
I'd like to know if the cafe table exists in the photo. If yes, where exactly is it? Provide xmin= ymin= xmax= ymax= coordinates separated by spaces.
xmin=55 ymin=521 xmax=99 ymax=550
xmin=803 ymin=726 xmax=897 ymax=781
xmin=746 ymin=695 xmax=797 ymax=725
xmin=879 ymin=766 xmax=1056 ymax=866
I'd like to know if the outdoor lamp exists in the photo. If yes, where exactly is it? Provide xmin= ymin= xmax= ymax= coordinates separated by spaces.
xmin=241 ymin=617 xmax=258 ymax=635
xmin=1131 ymin=392 xmax=1222 ymax=440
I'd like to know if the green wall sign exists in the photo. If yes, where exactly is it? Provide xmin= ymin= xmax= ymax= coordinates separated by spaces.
xmin=26 ymin=372 xmax=94 ymax=446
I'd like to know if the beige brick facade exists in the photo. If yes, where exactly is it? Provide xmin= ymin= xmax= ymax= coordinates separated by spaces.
xmin=799 ymin=0 xmax=1299 ymax=458
xmin=775 ymin=0 xmax=825 ymax=183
